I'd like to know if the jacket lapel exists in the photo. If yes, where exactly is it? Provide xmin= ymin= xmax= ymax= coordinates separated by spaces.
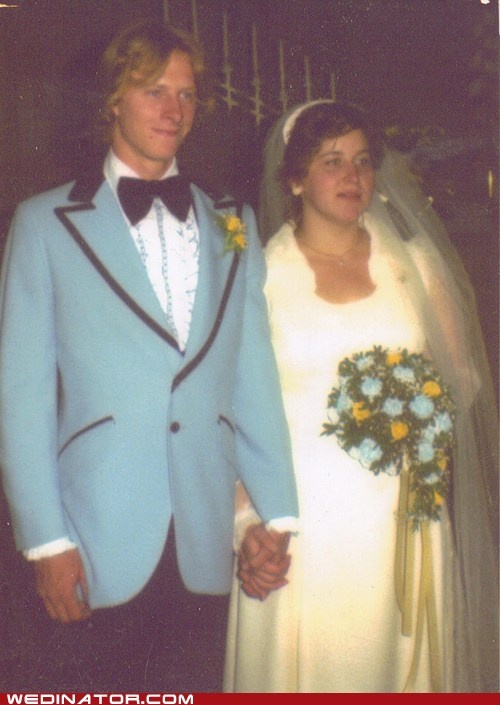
xmin=55 ymin=177 xmax=181 ymax=352
xmin=55 ymin=176 xmax=241 ymax=377
xmin=172 ymin=187 xmax=240 ymax=390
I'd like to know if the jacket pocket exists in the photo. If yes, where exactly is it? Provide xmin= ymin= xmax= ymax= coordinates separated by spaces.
xmin=217 ymin=414 xmax=238 ymax=480
xmin=58 ymin=415 xmax=115 ymax=457
xmin=218 ymin=414 xmax=235 ymax=433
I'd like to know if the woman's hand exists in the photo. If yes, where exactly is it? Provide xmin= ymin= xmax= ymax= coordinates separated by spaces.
xmin=237 ymin=523 xmax=291 ymax=600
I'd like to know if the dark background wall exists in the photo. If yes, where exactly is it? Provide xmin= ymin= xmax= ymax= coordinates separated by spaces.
xmin=0 ymin=0 xmax=498 ymax=689
xmin=1 ymin=1 xmax=497 ymax=207
xmin=0 ymin=1 xmax=497 ymax=329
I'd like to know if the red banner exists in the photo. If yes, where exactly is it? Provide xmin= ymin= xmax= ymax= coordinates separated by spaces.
xmin=0 ymin=695 xmax=494 ymax=704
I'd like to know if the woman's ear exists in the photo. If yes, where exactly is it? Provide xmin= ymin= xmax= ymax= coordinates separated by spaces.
xmin=290 ymin=181 xmax=303 ymax=197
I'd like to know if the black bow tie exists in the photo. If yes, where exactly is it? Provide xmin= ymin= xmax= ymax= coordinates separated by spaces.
xmin=117 ymin=175 xmax=192 ymax=225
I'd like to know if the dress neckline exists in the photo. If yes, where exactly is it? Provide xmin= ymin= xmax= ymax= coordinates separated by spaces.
xmin=290 ymin=229 xmax=378 ymax=308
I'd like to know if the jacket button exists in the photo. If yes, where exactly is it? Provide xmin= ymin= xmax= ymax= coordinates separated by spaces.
xmin=170 ymin=422 xmax=180 ymax=433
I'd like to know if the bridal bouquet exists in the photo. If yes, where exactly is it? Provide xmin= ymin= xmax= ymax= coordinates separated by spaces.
xmin=322 ymin=346 xmax=456 ymax=526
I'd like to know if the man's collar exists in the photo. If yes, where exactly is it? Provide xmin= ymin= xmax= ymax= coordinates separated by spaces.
xmin=67 ymin=150 xmax=181 ymax=204
xmin=104 ymin=150 xmax=179 ymax=195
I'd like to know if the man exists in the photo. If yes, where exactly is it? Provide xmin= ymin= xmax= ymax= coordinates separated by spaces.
xmin=0 ymin=20 xmax=298 ymax=692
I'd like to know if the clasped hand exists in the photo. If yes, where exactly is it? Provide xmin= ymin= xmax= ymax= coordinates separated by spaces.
xmin=237 ymin=523 xmax=291 ymax=600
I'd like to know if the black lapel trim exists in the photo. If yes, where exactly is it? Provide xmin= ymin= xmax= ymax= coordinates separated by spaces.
xmin=214 ymin=197 xmax=240 ymax=211
xmin=68 ymin=169 xmax=105 ymax=203
xmin=172 ymin=252 xmax=240 ymax=392
xmin=54 ymin=204 xmax=182 ymax=353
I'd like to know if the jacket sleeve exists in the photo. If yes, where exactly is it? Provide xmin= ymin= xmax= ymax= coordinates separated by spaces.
xmin=231 ymin=204 xmax=299 ymax=523
xmin=0 ymin=202 xmax=68 ymax=550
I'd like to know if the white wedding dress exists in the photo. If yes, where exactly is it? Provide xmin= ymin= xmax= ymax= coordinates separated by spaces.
xmin=224 ymin=223 xmax=455 ymax=693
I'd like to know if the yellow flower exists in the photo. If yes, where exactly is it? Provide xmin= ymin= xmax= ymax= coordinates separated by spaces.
xmin=233 ymin=233 xmax=247 ymax=250
xmin=225 ymin=215 xmax=242 ymax=232
xmin=437 ymin=454 xmax=448 ymax=471
xmin=217 ymin=212 xmax=247 ymax=254
xmin=386 ymin=351 xmax=402 ymax=366
xmin=434 ymin=490 xmax=444 ymax=506
xmin=423 ymin=380 xmax=442 ymax=397
xmin=353 ymin=402 xmax=371 ymax=422
xmin=391 ymin=421 xmax=409 ymax=441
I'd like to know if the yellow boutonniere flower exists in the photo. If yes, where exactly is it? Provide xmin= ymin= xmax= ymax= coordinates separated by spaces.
xmin=423 ymin=380 xmax=442 ymax=397
xmin=216 ymin=213 xmax=247 ymax=254
xmin=353 ymin=402 xmax=371 ymax=422
xmin=391 ymin=421 xmax=409 ymax=441
xmin=225 ymin=215 xmax=242 ymax=233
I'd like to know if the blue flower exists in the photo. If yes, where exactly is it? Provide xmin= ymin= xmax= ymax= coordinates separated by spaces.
xmin=327 ymin=392 xmax=353 ymax=424
xmin=336 ymin=391 xmax=353 ymax=412
xmin=421 ymin=425 xmax=437 ymax=442
xmin=360 ymin=377 xmax=383 ymax=398
xmin=382 ymin=397 xmax=404 ymax=417
xmin=338 ymin=375 xmax=349 ymax=391
xmin=409 ymin=394 xmax=435 ymax=419
xmin=434 ymin=411 xmax=453 ymax=434
xmin=326 ymin=407 xmax=339 ymax=424
xmin=393 ymin=366 xmax=416 ymax=384
xmin=356 ymin=355 xmax=374 ymax=371
xmin=354 ymin=438 xmax=383 ymax=468
xmin=425 ymin=472 xmax=441 ymax=485
xmin=417 ymin=441 xmax=435 ymax=463
xmin=381 ymin=461 xmax=399 ymax=477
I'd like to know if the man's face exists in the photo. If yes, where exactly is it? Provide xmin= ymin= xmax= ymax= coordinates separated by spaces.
xmin=111 ymin=50 xmax=197 ymax=179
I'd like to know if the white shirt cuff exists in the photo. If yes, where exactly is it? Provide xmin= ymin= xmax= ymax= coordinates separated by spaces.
xmin=266 ymin=516 xmax=299 ymax=535
xmin=23 ymin=537 xmax=77 ymax=561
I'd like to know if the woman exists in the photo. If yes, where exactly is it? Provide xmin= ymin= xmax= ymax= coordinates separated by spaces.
xmin=224 ymin=101 xmax=498 ymax=693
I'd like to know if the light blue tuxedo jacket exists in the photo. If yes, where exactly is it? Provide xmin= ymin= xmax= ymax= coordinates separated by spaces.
xmin=0 ymin=172 xmax=298 ymax=608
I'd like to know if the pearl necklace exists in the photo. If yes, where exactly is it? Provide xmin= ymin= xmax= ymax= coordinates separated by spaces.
xmin=297 ymin=231 xmax=362 ymax=267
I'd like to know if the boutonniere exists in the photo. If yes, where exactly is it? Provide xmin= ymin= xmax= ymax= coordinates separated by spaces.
xmin=216 ymin=212 xmax=247 ymax=254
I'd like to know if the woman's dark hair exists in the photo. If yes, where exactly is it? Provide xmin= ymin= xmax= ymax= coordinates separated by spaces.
xmin=280 ymin=102 xmax=384 ymax=223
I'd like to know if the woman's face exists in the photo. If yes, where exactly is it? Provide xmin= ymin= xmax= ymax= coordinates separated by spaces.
xmin=291 ymin=128 xmax=375 ymax=227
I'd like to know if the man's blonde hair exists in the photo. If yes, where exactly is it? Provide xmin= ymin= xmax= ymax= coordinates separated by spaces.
xmin=98 ymin=20 xmax=213 ymax=142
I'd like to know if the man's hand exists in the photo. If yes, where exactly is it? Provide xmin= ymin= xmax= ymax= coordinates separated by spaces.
xmin=237 ymin=523 xmax=291 ymax=601
xmin=34 ymin=548 xmax=91 ymax=622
